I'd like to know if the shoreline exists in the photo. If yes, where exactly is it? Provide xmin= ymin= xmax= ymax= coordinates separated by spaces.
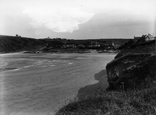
xmin=0 ymin=52 xmax=23 ymax=56
xmin=0 ymin=49 xmax=119 ymax=55
xmin=77 ymin=70 xmax=108 ymax=101
xmin=0 ymin=51 xmax=117 ymax=59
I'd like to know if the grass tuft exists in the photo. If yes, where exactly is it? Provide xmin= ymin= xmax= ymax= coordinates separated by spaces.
xmin=56 ymin=85 xmax=156 ymax=115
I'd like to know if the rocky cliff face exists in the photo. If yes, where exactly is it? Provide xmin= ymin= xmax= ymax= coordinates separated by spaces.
xmin=106 ymin=36 xmax=156 ymax=91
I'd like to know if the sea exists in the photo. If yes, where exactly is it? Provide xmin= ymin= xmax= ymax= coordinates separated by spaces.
xmin=0 ymin=53 xmax=115 ymax=115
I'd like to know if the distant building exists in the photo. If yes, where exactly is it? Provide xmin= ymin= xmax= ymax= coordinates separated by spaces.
xmin=134 ymin=36 xmax=141 ymax=41
xmin=144 ymin=34 xmax=155 ymax=41
xmin=112 ymin=42 xmax=120 ymax=49
xmin=77 ymin=44 xmax=85 ymax=48
xmin=89 ymin=42 xmax=100 ymax=48
xmin=134 ymin=34 xmax=155 ymax=43
xmin=63 ymin=44 xmax=77 ymax=48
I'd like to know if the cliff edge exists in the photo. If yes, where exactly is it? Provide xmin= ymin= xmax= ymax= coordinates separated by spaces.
xmin=106 ymin=35 xmax=156 ymax=91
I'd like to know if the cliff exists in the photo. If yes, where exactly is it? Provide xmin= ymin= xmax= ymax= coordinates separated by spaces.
xmin=106 ymin=36 xmax=156 ymax=91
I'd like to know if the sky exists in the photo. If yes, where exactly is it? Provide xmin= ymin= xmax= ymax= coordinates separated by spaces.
xmin=0 ymin=0 xmax=155 ymax=39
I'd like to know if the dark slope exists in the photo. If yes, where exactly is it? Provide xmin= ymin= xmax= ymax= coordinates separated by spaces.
xmin=106 ymin=37 xmax=156 ymax=91
xmin=0 ymin=35 xmax=63 ymax=53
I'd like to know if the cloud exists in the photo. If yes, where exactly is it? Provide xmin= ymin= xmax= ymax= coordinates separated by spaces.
xmin=23 ymin=6 xmax=94 ymax=33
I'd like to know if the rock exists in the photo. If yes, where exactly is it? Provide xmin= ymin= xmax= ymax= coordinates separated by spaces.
xmin=106 ymin=35 xmax=156 ymax=91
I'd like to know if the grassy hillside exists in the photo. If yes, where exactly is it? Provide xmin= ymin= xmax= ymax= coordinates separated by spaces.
xmin=56 ymin=86 xmax=156 ymax=115
xmin=0 ymin=35 xmax=45 ymax=52
xmin=0 ymin=35 xmax=131 ymax=53
xmin=0 ymin=35 xmax=63 ymax=53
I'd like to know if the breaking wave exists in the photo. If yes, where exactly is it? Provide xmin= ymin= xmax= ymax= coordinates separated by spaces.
xmin=0 ymin=58 xmax=73 ymax=72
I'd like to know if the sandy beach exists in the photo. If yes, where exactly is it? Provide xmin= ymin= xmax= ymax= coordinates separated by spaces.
xmin=0 ymin=53 xmax=115 ymax=115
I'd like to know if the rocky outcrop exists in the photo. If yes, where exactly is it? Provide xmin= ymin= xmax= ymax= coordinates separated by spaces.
xmin=106 ymin=35 xmax=156 ymax=91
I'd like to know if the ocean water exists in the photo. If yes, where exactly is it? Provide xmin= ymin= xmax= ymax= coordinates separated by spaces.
xmin=0 ymin=53 xmax=115 ymax=115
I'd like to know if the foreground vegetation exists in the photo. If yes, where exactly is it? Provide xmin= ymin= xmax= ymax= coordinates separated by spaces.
xmin=56 ymin=85 xmax=156 ymax=115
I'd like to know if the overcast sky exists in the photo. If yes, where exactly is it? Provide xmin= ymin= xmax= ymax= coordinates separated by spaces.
xmin=0 ymin=0 xmax=155 ymax=39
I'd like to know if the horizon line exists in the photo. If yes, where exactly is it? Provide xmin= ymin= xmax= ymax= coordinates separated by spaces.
xmin=0 ymin=34 xmax=135 ymax=40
